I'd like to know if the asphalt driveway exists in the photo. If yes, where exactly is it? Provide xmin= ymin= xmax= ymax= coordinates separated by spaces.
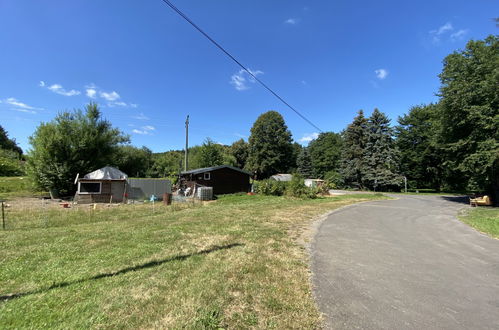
xmin=311 ymin=195 xmax=499 ymax=329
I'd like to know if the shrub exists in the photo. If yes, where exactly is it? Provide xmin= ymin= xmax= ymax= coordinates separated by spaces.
xmin=286 ymin=174 xmax=317 ymax=199
xmin=253 ymin=179 xmax=287 ymax=196
xmin=0 ymin=149 xmax=24 ymax=176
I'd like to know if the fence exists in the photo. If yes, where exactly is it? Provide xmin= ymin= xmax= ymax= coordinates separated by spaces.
xmin=0 ymin=197 xmax=202 ymax=231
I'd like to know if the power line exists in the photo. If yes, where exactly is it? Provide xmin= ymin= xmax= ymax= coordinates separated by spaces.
xmin=159 ymin=0 xmax=323 ymax=132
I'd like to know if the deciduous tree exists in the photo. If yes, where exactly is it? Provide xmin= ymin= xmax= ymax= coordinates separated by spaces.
xmin=27 ymin=103 xmax=128 ymax=196
xmin=247 ymin=111 xmax=293 ymax=179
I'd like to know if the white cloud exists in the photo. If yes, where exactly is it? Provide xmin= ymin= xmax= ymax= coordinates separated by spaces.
xmin=46 ymin=83 xmax=81 ymax=96
xmin=299 ymin=132 xmax=319 ymax=144
xmin=130 ymin=103 xmax=138 ymax=108
xmin=429 ymin=22 xmax=454 ymax=43
xmin=107 ymin=101 xmax=127 ymax=107
xmin=375 ymin=69 xmax=388 ymax=80
xmin=450 ymin=29 xmax=468 ymax=41
xmin=132 ymin=112 xmax=149 ymax=120
xmin=285 ymin=18 xmax=299 ymax=25
xmin=132 ymin=129 xmax=149 ymax=135
xmin=39 ymin=81 xmax=45 ymax=87
xmin=2 ymin=97 xmax=41 ymax=113
xmin=99 ymin=91 xmax=120 ymax=101
xmin=230 ymin=68 xmax=264 ymax=91
xmin=86 ymin=89 xmax=97 ymax=98
xmin=132 ymin=125 xmax=155 ymax=135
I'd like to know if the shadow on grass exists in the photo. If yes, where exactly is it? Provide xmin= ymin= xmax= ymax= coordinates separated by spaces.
xmin=0 ymin=243 xmax=243 ymax=302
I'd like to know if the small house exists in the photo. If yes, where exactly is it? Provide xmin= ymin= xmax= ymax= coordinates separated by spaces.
xmin=76 ymin=166 xmax=127 ymax=203
xmin=180 ymin=165 xmax=252 ymax=195
xmin=270 ymin=174 xmax=293 ymax=182
xmin=305 ymin=179 xmax=325 ymax=188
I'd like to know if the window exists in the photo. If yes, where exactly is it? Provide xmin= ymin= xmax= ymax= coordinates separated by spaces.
xmin=78 ymin=182 xmax=102 ymax=194
xmin=204 ymin=172 xmax=211 ymax=180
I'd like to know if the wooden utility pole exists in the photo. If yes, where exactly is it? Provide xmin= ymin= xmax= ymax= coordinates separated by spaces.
xmin=185 ymin=115 xmax=189 ymax=172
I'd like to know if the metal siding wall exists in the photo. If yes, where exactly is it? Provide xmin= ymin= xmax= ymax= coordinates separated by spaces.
xmin=127 ymin=179 xmax=172 ymax=200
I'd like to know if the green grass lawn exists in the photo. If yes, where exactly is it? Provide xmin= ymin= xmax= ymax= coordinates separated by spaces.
xmin=459 ymin=207 xmax=499 ymax=239
xmin=0 ymin=193 xmax=386 ymax=328
xmin=0 ymin=176 xmax=46 ymax=200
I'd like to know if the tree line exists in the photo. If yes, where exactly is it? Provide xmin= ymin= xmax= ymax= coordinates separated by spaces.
xmin=1 ymin=35 xmax=497 ymax=198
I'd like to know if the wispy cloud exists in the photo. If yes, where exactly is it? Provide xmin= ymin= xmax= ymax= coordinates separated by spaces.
xmin=450 ymin=29 xmax=468 ymax=41
xmin=299 ymin=132 xmax=319 ymax=144
xmin=230 ymin=68 xmax=263 ymax=91
xmin=132 ymin=125 xmax=155 ymax=135
xmin=375 ymin=69 xmax=389 ymax=80
xmin=284 ymin=18 xmax=299 ymax=25
xmin=41 ymin=82 xmax=81 ymax=96
xmin=429 ymin=22 xmax=462 ymax=43
xmin=1 ymin=97 xmax=42 ymax=113
xmin=234 ymin=133 xmax=248 ymax=139
xmin=132 ymin=112 xmax=149 ymax=120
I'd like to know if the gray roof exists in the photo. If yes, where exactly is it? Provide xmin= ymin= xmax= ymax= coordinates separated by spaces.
xmin=270 ymin=174 xmax=293 ymax=181
xmin=181 ymin=165 xmax=252 ymax=176
xmin=83 ymin=166 xmax=128 ymax=180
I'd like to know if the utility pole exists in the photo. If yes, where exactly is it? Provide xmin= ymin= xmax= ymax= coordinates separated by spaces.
xmin=185 ymin=115 xmax=189 ymax=172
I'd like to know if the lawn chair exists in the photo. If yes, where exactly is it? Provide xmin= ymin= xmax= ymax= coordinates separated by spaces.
xmin=469 ymin=195 xmax=493 ymax=207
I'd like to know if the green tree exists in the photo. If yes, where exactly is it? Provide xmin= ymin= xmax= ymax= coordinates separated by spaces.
xmin=113 ymin=145 xmax=153 ymax=177
xmin=296 ymin=147 xmax=313 ymax=178
xmin=198 ymin=138 xmax=224 ymax=168
xmin=364 ymin=109 xmax=402 ymax=191
xmin=151 ymin=150 xmax=183 ymax=178
xmin=229 ymin=139 xmax=249 ymax=169
xmin=27 ymin=103 xmax=129 ymax=196
xmin=0 ymin=125 xmax=22 ymax=155
xmin=437 ymin=35 xmax=499 ymax=194
xmin=246 ymin=111 xmax=294 ymax=179
xmin=308 ymin=132 xmax=343 ymax=178
xmin=395 ymin=104 xmax=443 ymax=190
xmin=340 ymin=110 xmax=369 ymax=189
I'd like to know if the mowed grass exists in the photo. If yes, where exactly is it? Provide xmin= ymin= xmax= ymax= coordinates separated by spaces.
xmin=459 ymin=206 xmax=499 ymax=239
xmin=0 ymin=193 xmax=386 ymax=328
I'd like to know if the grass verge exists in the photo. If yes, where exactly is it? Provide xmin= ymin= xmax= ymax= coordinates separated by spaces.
xmin=458 ymin=207 xmax=499 ymax=239
xmin=0 ymin=193 xmax=386 ymax=328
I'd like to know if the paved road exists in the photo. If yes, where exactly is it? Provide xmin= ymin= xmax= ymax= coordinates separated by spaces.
xmin=311 ymin=195 xmax=499 ymax=330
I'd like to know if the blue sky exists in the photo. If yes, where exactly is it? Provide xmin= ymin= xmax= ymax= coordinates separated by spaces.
xmin=1 ymin=0 xmax=497 ymax=153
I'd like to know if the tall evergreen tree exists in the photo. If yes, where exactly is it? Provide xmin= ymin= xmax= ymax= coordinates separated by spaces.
xmin=246 ymin=111 xmax=293 ymax=179
xmin=340 ymin=110 xmax=369 ymax=189
xmin=308 ymin=132 xmax=343 ymax=178
xmin=364 ymin=109 xmax=402 ymax=191
xmin=297 ymin=147 xmax=313 ymax=178
xmin=396 ymin=104 xmax=443 ymax=190
xmin=437 ymin=35 xmax=498 ymax=194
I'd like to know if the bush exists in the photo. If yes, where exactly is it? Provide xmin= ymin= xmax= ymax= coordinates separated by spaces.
xmin=286 ymin=174 xmax=317 ymax=199
xmin=253 ymin=179 xmax=287 ymax=196
xmin=0 ymin=149 xmax=24 ymax=176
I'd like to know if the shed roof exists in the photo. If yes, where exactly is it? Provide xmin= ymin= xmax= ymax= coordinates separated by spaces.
xmin=83 ymin=166 xmax=128 ymax=180
xmin=181 ymin=165 xmax=252 ymax=176
xmin=270 ymin=174 xmax=293 ymax=182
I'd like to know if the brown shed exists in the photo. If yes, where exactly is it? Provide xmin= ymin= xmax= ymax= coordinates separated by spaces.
xmin=180 ymin=165 xmax=252 ymax=195
xmin=76 ymin=166 xmax=127 ymax=203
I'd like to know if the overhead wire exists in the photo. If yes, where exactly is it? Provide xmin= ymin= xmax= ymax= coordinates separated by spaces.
xmin=159 ymin=0 xmax=323 ymax=132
